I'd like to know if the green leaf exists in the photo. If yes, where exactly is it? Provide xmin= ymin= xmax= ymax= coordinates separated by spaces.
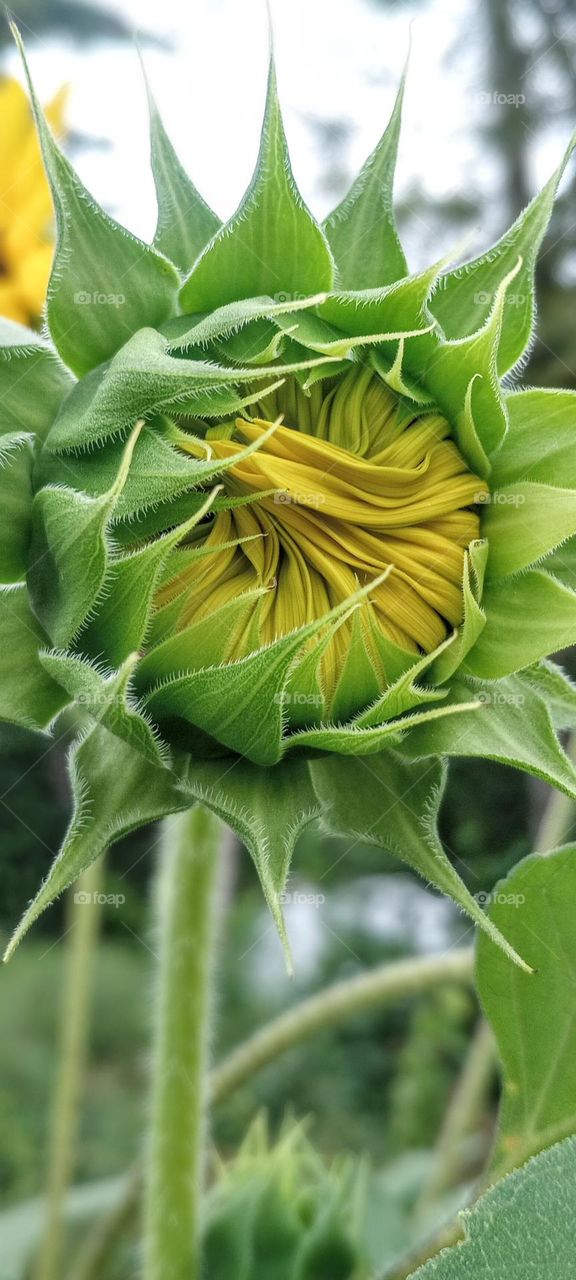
xmin=39 ymin=651 xmax=167 ymax=765
xmin=0 ymin=586 xmax=68 ymax=730
xmin=46 ymin=327 xmax=335 ymax=453
xmin=4 ymin=723 xmax=190 ymax=959
xmin=78 ymin=492 xmax=218 ymax=666
xmin=323 ymin=74 xmax=407 ymax=288
xmin=522 ymin=660 xmax=576 ymax=731
xmin=476 ymin=846 xmax=576 ymax=1180
xmin=180 ymin=61 xmax=334 ymax=313
xmin=0 ymin=435 xmax=33 ymax=583
xmin=289 ymin=698 xmax=480 ymax=758
xmin=0 ymin=320 xmax=72 ymax=439
xmin=416 ymin=263 xmax=522 ymax=459
xmin=14 ymin=27 xmax=180 ymax=376
xmin=317 ymin=261 xmax=440 ymax=341
xmin=411 ymin=1137 xmax=576 ymax=1279
xmin=166 ymin=293 xmax=327 ymax=353
xmin=28 ymin=426 xmax=141 ymax=648
xmin=143 ymin=622 xmax=325 ymax=766
xmin=310 ymin=749 xmax=530 ymax=970
xmin=429 ymin=134 xmax=576 ymax=374
xmin=182 ymin=756 xmax=322 ymax=971
xmin=431 ymin=542 xmax=488 ymax=683
xmin=147 ymin=80 xmax=221 ymax=273
xmin=401 ymin=674 xmax=576 ymax=802
xmin=142 ymin=575 xmax=395 ymax=764
xmin=493 ymin=388 xmax=576 ymax=488
xmin=273 ymin=305 xmax=428 ymax=354
xmin=482 ymin=481 xmax=576 ymax=579
xmin=465 ymin=570 xmax=576 ymax=678
xmin=135 ymin=589 xmax=267 ymax=684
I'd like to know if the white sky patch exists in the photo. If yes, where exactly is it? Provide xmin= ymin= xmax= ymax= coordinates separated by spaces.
xmin=4 ymin=0 xmax=570 ymax=270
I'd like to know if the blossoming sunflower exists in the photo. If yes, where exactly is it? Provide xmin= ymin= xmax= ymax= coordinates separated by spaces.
xmin=0 ymin=76 xmax=65 ymax=324
xmin=4 ymin=33 xmax=576 ymax=967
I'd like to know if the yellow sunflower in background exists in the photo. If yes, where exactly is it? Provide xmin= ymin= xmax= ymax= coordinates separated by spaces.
xmin=0 ymin=77 xmax=65 ymax=324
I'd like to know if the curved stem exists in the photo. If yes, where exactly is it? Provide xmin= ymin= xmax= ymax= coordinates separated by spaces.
xmin=33 ymin=858 xmax=103 ymax=1280
xmin=143 ymin=805 xmax=222 ymax=1280
xmin=70 ymin=946 xmax=473 ymax=1280
xmin=210 ymin=946 xmax=474 ymax=1104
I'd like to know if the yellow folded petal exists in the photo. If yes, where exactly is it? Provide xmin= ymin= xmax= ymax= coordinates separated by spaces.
xmin=0 ymin=77 xmax=65 ymax=325
xmin=162 ymin=367 xmax=487 ymax=701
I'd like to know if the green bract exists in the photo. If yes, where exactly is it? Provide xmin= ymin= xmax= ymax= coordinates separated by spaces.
xmin=4 ymin=34 xmax=576 ymax=968
xmin=202 ymin=1116 xmax=368 ymax=1280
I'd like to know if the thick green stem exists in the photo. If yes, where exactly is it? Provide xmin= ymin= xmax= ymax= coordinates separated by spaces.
xmin=143 ymin=805 xmax=222 ymax=1280
xmin=34 ymin=858 xmax=103 ymax=1280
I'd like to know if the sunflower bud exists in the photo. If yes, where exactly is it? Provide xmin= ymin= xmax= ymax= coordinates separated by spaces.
xmin=203 ymin=1117 xmax=368 ymax=1280
xmin=3 ymin=31 xmax=576 ymax=966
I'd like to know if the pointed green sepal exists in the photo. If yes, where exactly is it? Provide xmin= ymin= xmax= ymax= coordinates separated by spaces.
xmin=0 ymin=586 xmax=69 ymax=730
xmin=13 ymin=25 xmax=180 ymax=376
xmin=46 ymin=327 xmax=336 ymax=454
xmin=465 ymin=570 xmax=576 ymax=678
xmin=38 ymin=650 xmax=168 ymax=764
xmin=431 ymin=132 xmax=576 ymax=374
xmin=3 ymin=723 xmax=191 ymax=960
xmin=182 ymin=757 xmax=323 ymax=972
xmin=28 ymin=424 xmax=143 ymax=648
xmin=78 ymin=490 xmax=218 ymax=665
xmin=417 ymin=261 xmax=523 ymax=459
xmin=310 ymin=749 xmax=531 ymax=970
xmin=402 ymin=673 xmax=576 ymax=802
xmin=180 ymin=60 xmax=334 ymax=313
xmin=165 ymin=293 xmax=328 ymax=353
xmin=146 ymin=75 xmax=221 ymax=274
xmin=431 ymin=541 xmax=488 ymax=682
xmin=0 ymin=434 xmax=34 ymax=583
xmin=323 ymin=73 xmax=407 ymax=288
xmin=0 ymin=318 xmax=72 ymax=440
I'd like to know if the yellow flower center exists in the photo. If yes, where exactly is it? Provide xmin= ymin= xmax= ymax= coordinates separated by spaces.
xmin=157 ymin=369 xmax=487 ymax=701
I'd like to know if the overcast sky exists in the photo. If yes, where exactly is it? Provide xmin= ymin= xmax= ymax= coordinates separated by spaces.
xmin=5 ymin=0 xmax=570 ymax=269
